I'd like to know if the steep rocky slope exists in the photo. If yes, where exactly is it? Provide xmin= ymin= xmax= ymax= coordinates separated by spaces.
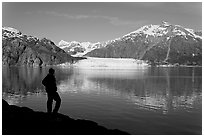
xmin=2 ymin=27 xmax=74 ymax=66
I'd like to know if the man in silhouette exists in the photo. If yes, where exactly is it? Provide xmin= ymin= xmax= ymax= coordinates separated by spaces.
xmin=42 ymin=68 xmax=61 ymax=114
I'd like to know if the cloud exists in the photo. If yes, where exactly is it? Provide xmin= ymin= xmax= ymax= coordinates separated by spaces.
xmin=105 ymin=16 xmax=146 ymax=26
xmin=43 ymin=11 xmax=146 ymax=27
xmin=44 ymin=11 xmax=89 ymax=19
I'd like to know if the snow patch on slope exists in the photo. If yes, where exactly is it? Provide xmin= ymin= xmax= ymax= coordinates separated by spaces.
xmin=185 ymin=28 xmax=202 ymax=39
xmin=2 ymin=27 xmax=23 ymax=39
xmin=3 ymin=27 xmax=21 ymax=34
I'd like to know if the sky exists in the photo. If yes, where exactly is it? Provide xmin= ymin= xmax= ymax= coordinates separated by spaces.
xmin=2 ymin=2 xmax=202 ymax=44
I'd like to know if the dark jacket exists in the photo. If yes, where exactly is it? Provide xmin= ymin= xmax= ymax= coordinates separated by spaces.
xmin=42 ymin=74 xmax=57 ymax=93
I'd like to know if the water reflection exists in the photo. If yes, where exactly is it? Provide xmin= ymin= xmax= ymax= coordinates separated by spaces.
xmin=2 ymin=66 xmax=73 ymax=104
xmin=2 ymin=66 xmax=202 ymax=114
xmin=86 ymin=67 xmax=202 ymax=114
xmin=2 ymin=66 xmax=202 ymax=134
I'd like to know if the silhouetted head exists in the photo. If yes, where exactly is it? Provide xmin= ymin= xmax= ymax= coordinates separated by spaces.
xmin=49 ymin=68 xmax=55 ymax=75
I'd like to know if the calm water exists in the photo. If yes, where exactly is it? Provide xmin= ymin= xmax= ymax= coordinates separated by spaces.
xmin=2 ymin=66 xmax=202 ymax=134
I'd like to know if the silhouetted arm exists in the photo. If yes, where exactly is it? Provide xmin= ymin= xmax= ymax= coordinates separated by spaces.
xmin=42 ymin=76 xmax=48 ymax=87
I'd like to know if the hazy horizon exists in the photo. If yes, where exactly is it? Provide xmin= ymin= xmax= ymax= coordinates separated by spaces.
xmin=2 ymin=2 xmax=202 ymax=44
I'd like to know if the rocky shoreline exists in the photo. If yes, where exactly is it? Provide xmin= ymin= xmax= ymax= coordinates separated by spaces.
xmin=2 ymin=99 xmax=129 ymax=135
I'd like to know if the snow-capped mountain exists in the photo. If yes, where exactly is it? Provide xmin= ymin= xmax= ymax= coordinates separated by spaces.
xmin=58 ymin=21 xmax=202 ymax=65
xmin=85 ymin=21 xmax=202 ymax=65
xmin=2 ymin=27 xmax=73 ymax=66
xmin=3 ymin=26 xmax=40 ymax=43
xmin=122 ymin=21 xmax=201 ymax=39
xmin=4 ymin=21 xmax=201 ymax=66
xmin=58 ymin=40 xmax=106 ymax=57
xmin=3 ymin=27 xmax=22 ymax=37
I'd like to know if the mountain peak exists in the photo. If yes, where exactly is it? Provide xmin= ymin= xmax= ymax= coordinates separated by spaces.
xmin=162 ymin=21 xmax=170 ymax=25
xmin=3 ymin=27 xmax=21 ymax=34
xmin=2 ymin=26 xmax=23 ymax=39
xmin=58 ymin=40 xmax=70 ymax=47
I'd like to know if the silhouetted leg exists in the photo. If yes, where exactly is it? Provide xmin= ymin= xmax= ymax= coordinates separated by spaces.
xmin=47 ymin=95 xmax=53 ymax=114
xmin=53 ymin=92 xmax=61 ymax=114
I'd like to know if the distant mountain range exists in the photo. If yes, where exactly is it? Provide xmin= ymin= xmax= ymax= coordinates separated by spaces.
xmin=58 ymin=21 xmax=202 ymax=65
xmin=2 ymin=21 xmax=202 ymax=66
xmin=58 ymin=40 xmax=107 ymax=57
xmin=2 ymin=27 xmax=74 ymax=66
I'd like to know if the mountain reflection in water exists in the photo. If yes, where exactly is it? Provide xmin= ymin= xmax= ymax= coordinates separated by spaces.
xmin=58 ymin=67 xmax=201 ymax=114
